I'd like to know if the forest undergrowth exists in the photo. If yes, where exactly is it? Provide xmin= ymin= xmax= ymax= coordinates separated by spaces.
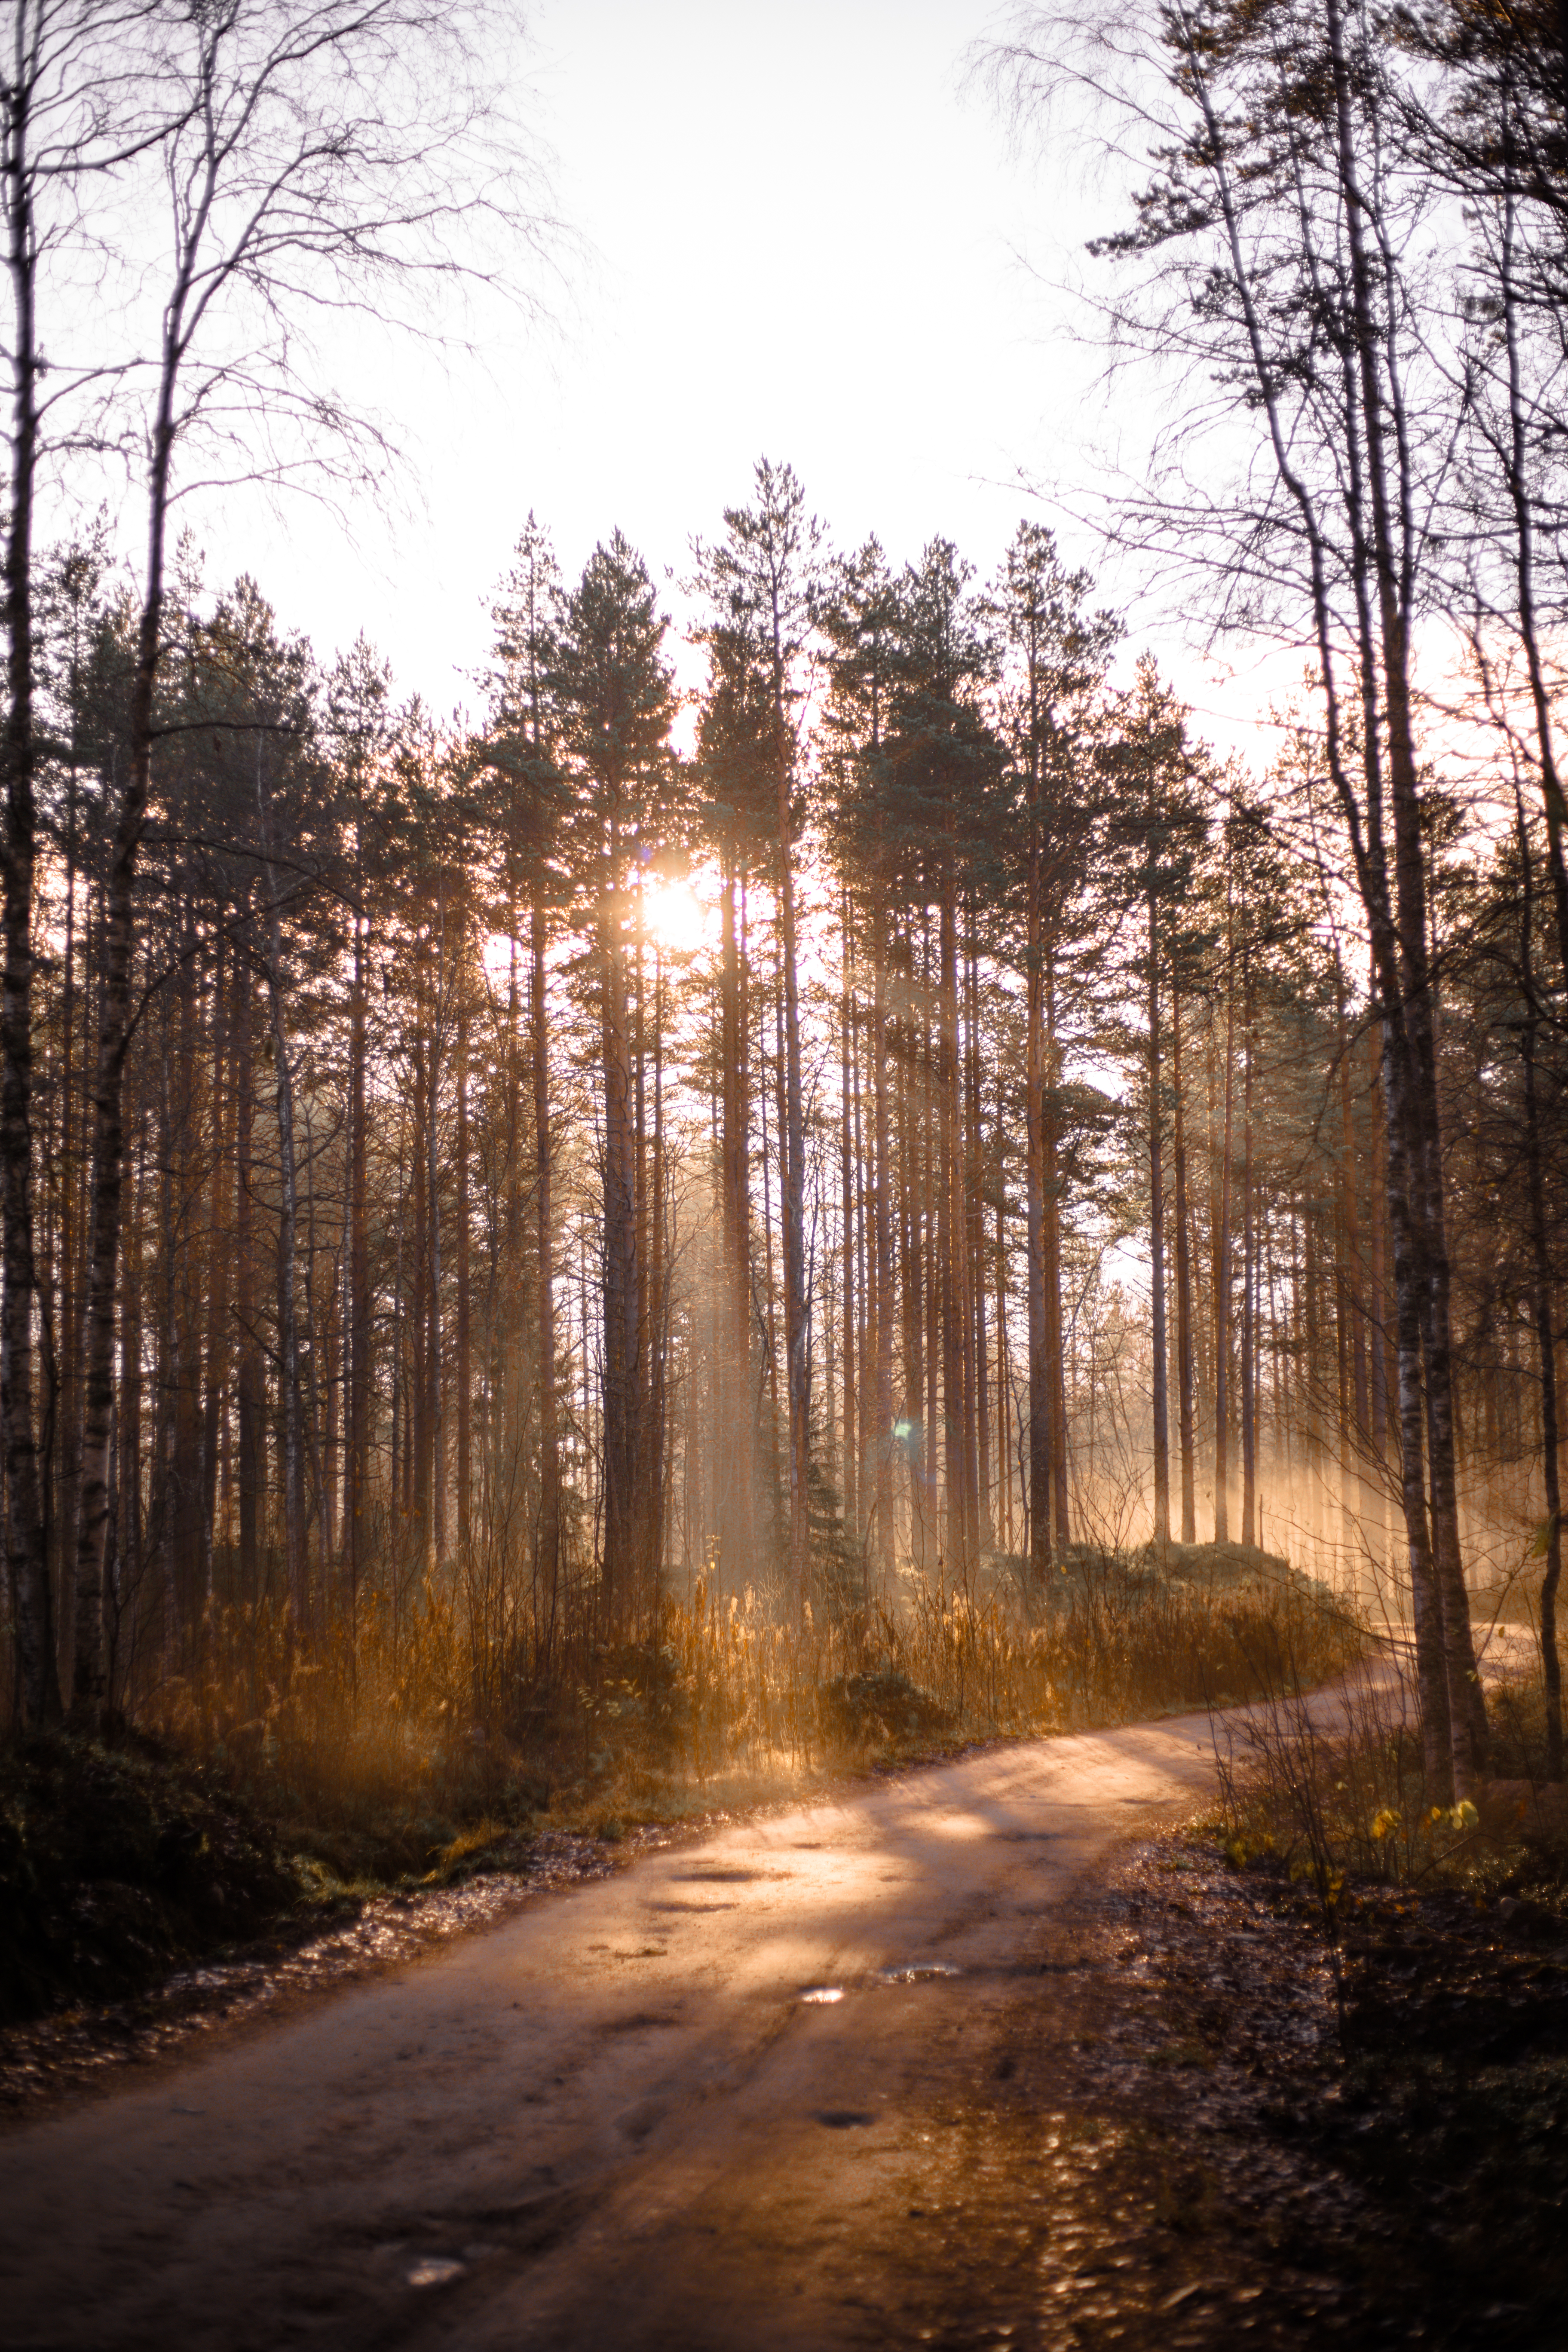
xmin=1214 ymin=1646 xmax=1568 ymax=1919
xmin=1 ymin=1541 xmax=1359 ymax=2026
xmin=1196 ymin=1655 xmax=1568 ymax=2348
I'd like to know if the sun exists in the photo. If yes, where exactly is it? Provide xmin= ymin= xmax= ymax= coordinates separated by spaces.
xmin=641 ymin=876 xmax=708 ymax=957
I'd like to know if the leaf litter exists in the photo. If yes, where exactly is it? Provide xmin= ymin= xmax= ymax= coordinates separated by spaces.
xmin=887 ymin=1828 xmax=1567 ymax=2349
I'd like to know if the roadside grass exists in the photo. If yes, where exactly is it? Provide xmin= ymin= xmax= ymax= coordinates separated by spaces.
xmin=1195 ymin=1654 xmax=1568 ymax=2352
xmin=1212 ymin=1642 xmax=1568 ymax=1910
xmin=1 ymin=1542 xmax=1361 ymax=2027
xmin=157 ymin=1539 xmax=1358 ymax=1854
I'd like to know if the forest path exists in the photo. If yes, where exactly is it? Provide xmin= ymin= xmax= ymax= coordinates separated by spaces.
xmin=0 ymin=1689 xmax=1378 ymax=2352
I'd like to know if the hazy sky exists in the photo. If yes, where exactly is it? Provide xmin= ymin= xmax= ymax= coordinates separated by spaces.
xmin=208 ymin=0 xmax=1141 ymax=722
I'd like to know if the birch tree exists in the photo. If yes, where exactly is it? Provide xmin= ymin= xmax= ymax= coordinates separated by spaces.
xmin=985 ymin=0 xmax=1488 ymax=1794
xmin=3 ymin=0 xmax=170 ymax=1724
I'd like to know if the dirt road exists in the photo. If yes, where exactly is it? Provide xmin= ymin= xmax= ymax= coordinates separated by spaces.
xmin=0 ymin=1704 xmax=1317 ymax=2351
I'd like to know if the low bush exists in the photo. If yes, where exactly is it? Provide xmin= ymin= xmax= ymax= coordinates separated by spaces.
xmin=1212 ymin=1646 xmax=1568 ymax=1943
xmin=0 ymin=1730 xmax=295 ymax=2024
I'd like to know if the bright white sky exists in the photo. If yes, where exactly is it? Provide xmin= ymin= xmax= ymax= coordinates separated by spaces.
xmin=168 ymin=0 xmax=1302 ymax=773
xmin=202 ymin=0 xmax=1243 ymax=733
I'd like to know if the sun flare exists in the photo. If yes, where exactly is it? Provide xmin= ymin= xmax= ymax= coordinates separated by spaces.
xmin=642 ymin=876 xmax=708 ymax=957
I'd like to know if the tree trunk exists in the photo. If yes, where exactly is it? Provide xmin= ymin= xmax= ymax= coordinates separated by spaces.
xmin=1176 ymin=0 xmax=1476 ymax=1792
xmin=969 ymin=922 xmax=991 ymax=1554
xmin=1147 ymin=889 xmax=1170 ymax=1547
xmin=1325 ymin=0 xmax=1482 ymax=1791
xmin=871 ymin=888 xmax=894 ymax=1576
xmin=428 ymin=917 xmax=444 ymax=1574
xmin=775 ymin=750 xmax=809 ymax=1617
xmin=532 ymin=884 xmax=560 ymax=1643
xmin=456 ymin=971 xmax=471 ymax=1556
xmin=1240 ymin=971 xmax=1256 ymax=1549
xmin=600 ymin=848 xmax=640 ymax=1628
xmin=1044 ymin=949 xmax=1069 ymax=1551
xmin=1497 ymin=140 xmax=1568 ymax=991
xmin=258 ymin=782 xmax=306 ymax=1629
xmin=74 ymin=406 xmax=176 ymax=1703
xmin=198 ymin=925 xmax=230 ymax=1615
xmin=1214 ymin=937 xmax=1236 ymax=1547
xmin=1172 ymin=980 xmax=1197 ymax=1544
xmin=939 ymin=873 xmax=964 ymax=1572
xmin=3 ymin=50 xmax=55 ymax=1724
xmin=346 ymin=902 xmax=368 ymax=1629
xmin=1517 ymin=801 xmax=1563 ymax=1778
xmin=1025 ymin=765 xmax=1052 ymax=1577
xmin=840 ymin=905 xmax=856 ymax=1527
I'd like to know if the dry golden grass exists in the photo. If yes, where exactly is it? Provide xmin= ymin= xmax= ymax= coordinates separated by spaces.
xmin=146 ymin=1547 xmax=1365 ymax=1877
xmin=1213 ymin=1647 xmax=1567 ymax=1908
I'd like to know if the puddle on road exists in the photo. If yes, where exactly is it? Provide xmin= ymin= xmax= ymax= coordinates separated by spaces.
xmin=815 ymin=2109 xmax=876 ymax=2128
xmin=670 ymin=1869 xmax=767 ymax=1883
xmin=406 ymin=2257 xmax=467 ymax=2289
xmin=877 ymin=1962 xmax=962 ymax=1985
xmin=799 ymin=1985 xmax=845 ymax=2005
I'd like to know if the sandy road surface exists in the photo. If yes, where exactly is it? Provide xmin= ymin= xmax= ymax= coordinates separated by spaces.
xmin=0 ymin=1698 xmax=1364 ymax=2352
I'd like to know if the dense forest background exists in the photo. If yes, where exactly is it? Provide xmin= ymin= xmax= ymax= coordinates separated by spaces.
xmin=3 ymin=0 xmax=1568 ymax=1816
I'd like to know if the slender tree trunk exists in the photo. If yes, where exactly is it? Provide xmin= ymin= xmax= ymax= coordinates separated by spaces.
xmin=56 ymin=785 xmax=83 ymax=1686
xmin=1025 ymin=775 xmax=1052 ymax=1578
xmin=854 ymin=959 xmax=871 ymax=1553
xmin=199 ymin=926 xmax=230 ymax=1614
xmin=456 ymin=974 xmax=471 ymax=1555
xmin=840 ymin=904 xmax=856 ymax=1526
xmin=258 ymin=782 xmax=306 ymax=1628
xmin=601 ymin=847 xmax=639 ymax=1628
xmin=718 ymin=846 xmax=752 ymax=1580
xmin=871 ymin=888 xmax=894 ymax=1575
xmin=1178 ymin=0 xmax=1473 ymax=1791
xmin=1172 ymin=980 xmax=1197 ymax=1544
xmin=1497 ymin=142 xmax=1568 ymax=990
xmin=922 ymin=926 xmax=940 ymax=1559
xmin=1214 ymin=934 xmax=1236 ymax=1546
xmin=169 ymin=916 xmax=203 ymax=1633
xmin=113 ymin=1139 xmax=142 ymax=1702
xmin=4 ymin=48 xmax=55 ymax=1723
xmin=969 ymin=924 xmax=991 ymax=1554
xmin=428 ymin=915 xmax=444 ymax=1574
xmin=776 ymin=765 xmax=809 ymax=1617
xmin=939 ymin=873 xmax=964 ymax=1572
xmin=235 ymin=948 xmax=261 ymax=1603
xmin=346 ymin=905 xmax=368 ymax=1628
xmin=1044 ymin=950 xmax=1069 ymax=1550
xmin=1517 ymin=802 xmax=1563 ymax=1778
xmin=1338 ymin=998 xmax=1371 ymax=1582
xmin=532 ymin=884 xmax=560 ymax=1639
xmin=1240 ymin=972 xmax=1256 ymax=1549
xmin=73 ymin=297 xmax=186 ymax=1706
xmin=1325 ymin=0 xmax=1482 ymax=1790
xmin=899 ymin=959 xmax=921 ymax=1566
xmin=1368 ymin=1049 xmax=1390 ymax=1595
xmin=1148 ymin=889 xmax=1170 ymax=1547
